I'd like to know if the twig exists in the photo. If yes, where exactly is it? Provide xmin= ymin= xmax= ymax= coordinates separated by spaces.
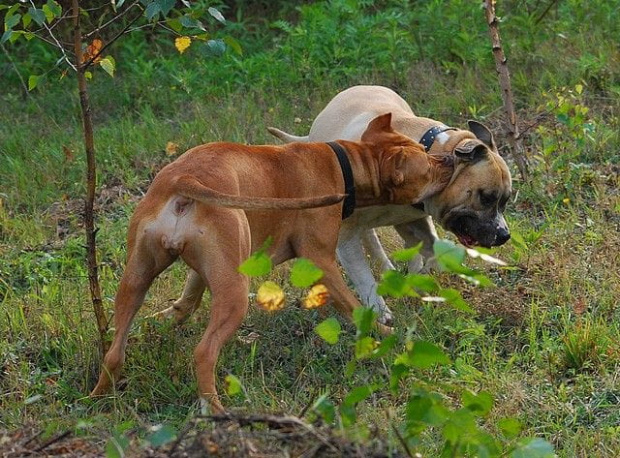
xmin=535 ymin=0 xmax=559 ymax=25
xmin=84 ymin=0 xmax=142 ymax=39
xmin=482 ymin=0 xmax=529 ymax=181
xmin=28 ymin=0 xmax=76 ymax=72
xmin=391 ymin=423 xmax=414 ymax=458
xmin=34 ymin=430 xmax=71 ymax=452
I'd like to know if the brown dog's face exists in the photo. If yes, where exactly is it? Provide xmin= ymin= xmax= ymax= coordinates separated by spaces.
xmin=426 ymin=122 xmax=512 ymax=248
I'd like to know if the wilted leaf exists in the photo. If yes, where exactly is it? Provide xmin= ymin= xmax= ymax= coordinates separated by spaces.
xmin=315 ymin=317 xmax=341 ymax=344
xmin=303 ymin=284 xmax=329 ymax=309
xmin=208 ymin=7 xmax=226 ymax=23
xmin=175 ymin=36 xmax=191 ymax=54
xmin=165 ymin=141 xmax=179 ymax=156
xmin=83 ymin=39 xmax=103 ymax=63
xmin=290 ymin=258 xmax=323 ymax=287
xmin=256 ymin=281 xmax=285 ymax=311
xmin=99 ymin=56 xmax=115 ymax=77
xmin=224 ymin=374 xmax=243 ymax=396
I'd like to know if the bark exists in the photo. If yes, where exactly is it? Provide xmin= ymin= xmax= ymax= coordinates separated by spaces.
xmin=482 ymin=0 xmax=529 ymax=181
xmin=72 ymin=0 xmax=109 ymax=354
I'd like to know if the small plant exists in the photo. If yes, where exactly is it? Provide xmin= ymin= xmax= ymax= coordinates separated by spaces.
xmin=561 ymin=318 xmax=607 ymax=373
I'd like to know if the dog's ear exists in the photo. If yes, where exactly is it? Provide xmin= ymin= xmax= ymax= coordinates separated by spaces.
xmin=385 ymin=147 xmax=406 ymax=187
xmin=362 ymin=113 xmax=393 ymax=141
xmin=454 ymin=141 xmax=488 ymax=163
xmin=467 ymin=120 xmax=496 ymax=150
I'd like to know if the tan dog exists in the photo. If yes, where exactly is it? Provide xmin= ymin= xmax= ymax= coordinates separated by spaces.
xmin=268 ymin=85 xmax=512 ymax=325
xmin=90 ymin=113 xmax=454 ymax=413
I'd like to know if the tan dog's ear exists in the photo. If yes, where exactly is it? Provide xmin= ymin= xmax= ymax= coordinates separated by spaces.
xmin=361 ymin=113 xmax=393 ymax=142
xmin=454 ymin=141 xmax=488 ymax=163
xmin=467 ymin=120 xmax=496 ymax=150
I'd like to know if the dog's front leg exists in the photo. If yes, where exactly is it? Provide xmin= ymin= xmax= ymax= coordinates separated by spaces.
xmin=394 ymin=216 xmax=439 ymax=273
xmin=336 ymin=233 xmax=393 ymax=326
xmin=361 ymin=229 xmax=396 ymax=272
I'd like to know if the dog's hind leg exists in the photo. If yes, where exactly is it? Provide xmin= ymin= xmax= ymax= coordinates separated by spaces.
xmin=91 ymin=239 xmax=175 ymax=397
xmin=361 ymin=229 xmax=395 ymax=272
xmin=153 ymin=269 xmax=206 ymax=323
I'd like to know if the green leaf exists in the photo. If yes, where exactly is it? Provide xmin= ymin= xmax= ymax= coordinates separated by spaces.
xmin=407 ymin=274 xmax=439 ymax=293
xmin=223 ymin=36 xmax=242 ymax=55
xmin=28 ymin=7 xmax=45 ymax=26
xmin=352 ymin=307 xmax=375 ymax=336
xmin=208 ymin=6 xmax=226 ymax=23
xmin=315 ymin=317 xmax=341 ymax=344
xmin=144 ymin=1 xmax=161 ymax=21
xmin=343 ymin=385 xmax=374 ymax=407
xmin=205 ymin=39 xmax=226 ymax=56
xmin=238 ymin=250 xmax=272 ymax=277
xmin=224 ymin=374 xmax=242 ymax=396
xmin=409 ymin=340 xmax=450 ymax=368
xmin=1 ymin=30 xmax=13 ymax=44
xmin=442 ymin=408 xmax=477 ymax=445
xmin=370 ymin=334 xmax=397 ymax=359
xmin=5 ymin=13 xmax=21 ymax=30
xmin=156 ymin=0 xmax=175 ymax=17
xmin=377 ymin=270 xmax=414 ymax=298
xmin=28 ymin=75 xmax=39 ymax=91
xmin=433 ymin=239 xmax=466 ymax=272
xmin=21 ymin=12 xmax=31 ymax=28
xmin=440 ymin=288 xmax=475 ymax=314
xmin=511 ymin=438 xmax=555 ymax=458
xmin=312 ymin=394 xmax=335 ymax=423
xmin=180 ymin=15 xmax=205 ymax=31
xmin=99 ymin=56 xmax=116 ymax=77
xmin=167 ymin=18 xmax=182 ymax=33
xmin=462 ymin=390 xmax=494 ymax=416
xmin=105 ymin=433 xmax=130 ymax=458
xmin=355 ymin=336 xmax=375 ymax=359
xmin=391 ymin=242 xmax=422 ymax=262
xmin=389 ymin=363 xmax=409 ymax=392
xmin=289 ymin=258 xmax=323 ymax=287
xmin=145 ymin=424 xmax=177 ymax=447
xmin=498 ymin=417 xmax=522 ymax=439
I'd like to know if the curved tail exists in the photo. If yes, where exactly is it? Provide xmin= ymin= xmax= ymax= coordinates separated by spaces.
xmin=174 ymin=175 xmax=345 ymax=210
xmin=267 ymin=127 xmax=310 ymax=143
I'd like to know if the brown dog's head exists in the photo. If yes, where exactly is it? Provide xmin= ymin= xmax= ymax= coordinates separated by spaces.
xmin=425 ymin=121 xmax=512 ymax=248
xmin=361 ymin=114 xmax=455 ymax=206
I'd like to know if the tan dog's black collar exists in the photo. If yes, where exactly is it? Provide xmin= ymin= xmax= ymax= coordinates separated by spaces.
xmin=419 ymin=126 xmax=456 ymax=152
xmin=327 ymin=141 xmax=356 ymax=219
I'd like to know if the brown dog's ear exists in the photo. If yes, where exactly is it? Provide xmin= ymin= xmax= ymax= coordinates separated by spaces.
xmin=467 ymin=120 xmax=496 ymax=150
xmin=361 ymin=113 xmax=393 ymax=141
xmin=454 ymin=141 xmax=488 ymax=163
xmin=386 ymin=147 xmax=406 ymax=187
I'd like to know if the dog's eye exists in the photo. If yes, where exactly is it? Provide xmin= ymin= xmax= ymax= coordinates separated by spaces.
xmin=479 ymin=190 xmax=497 ymax=207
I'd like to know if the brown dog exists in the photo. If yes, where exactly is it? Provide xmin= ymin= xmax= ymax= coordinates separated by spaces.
xmin=90 ymin=113 xmax=454 ymax=412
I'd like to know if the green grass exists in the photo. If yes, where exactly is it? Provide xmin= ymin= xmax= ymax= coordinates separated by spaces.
xmin=1 ymin=0 xmax=620 ymax=456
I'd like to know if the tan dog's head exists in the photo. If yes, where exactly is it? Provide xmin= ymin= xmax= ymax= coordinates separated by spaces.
xmin=360 ymin=114 xmax=454 ymax=206
xmin=425 ymin=121 xmax=512 ymax=247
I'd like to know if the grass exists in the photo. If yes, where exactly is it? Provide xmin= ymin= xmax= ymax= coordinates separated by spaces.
xmin=1 ymin=0 xmax=620 ymax=456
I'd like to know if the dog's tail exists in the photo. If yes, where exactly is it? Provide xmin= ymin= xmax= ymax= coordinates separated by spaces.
xmin=267 ymin=127 xmax=310 ymax=143
xmin=174 ymin=175 xmax=345 ymax=210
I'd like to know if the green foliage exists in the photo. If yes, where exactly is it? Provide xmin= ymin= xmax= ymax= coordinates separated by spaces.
xmin=238 ymin=238 xmax=273 ymax=277
xmin=315 ymin=317 xmax=342 ymax=345
xmin=289 ymin=258 xmax=323 ymax=287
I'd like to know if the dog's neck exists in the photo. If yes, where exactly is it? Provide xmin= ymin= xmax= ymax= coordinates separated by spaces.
xmin=336 ymin=141 xmax=399 ymax=208
xmin=394 ymin=116 xmax=476 ymax=155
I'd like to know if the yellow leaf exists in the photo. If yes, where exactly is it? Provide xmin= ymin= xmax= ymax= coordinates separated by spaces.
xmin=83 ymin=38 xmax=103 ymax=63
xmin=175 ymin=36 xmax=191 ymax=54
xmin=256 ymin=281 xmax=285 ymax=311
xmin=165 ymin=141 xmax=179 ymax=156
xmin=303 ymin=284 xmax=330 ymax=309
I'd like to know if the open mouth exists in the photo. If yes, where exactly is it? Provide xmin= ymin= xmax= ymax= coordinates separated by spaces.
xmin=456 ymin=233 xmax=479 ymax=248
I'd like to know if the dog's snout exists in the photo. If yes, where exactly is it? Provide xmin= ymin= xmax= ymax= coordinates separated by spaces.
xmin=496 ymin=227 xmax=510 ymax=245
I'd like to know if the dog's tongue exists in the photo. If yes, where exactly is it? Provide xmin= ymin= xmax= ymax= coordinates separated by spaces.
xmin=457 ymin=234 xmax=477 ymax=247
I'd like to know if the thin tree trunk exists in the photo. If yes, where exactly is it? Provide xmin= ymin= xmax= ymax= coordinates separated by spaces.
xmin=482 ymin=0 xmax=529 ymax=181
xmin=72 ymin=0 xmax=109 ymax=354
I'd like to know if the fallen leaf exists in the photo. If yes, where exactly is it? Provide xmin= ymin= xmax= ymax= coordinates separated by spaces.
xmin=256 ymin=281 xmax=285 ymax=311
xmin=303 ymin=284 xmax=329 ymax=309
xmin=62 ymin=145 xmax=74 ymax=162
xmin=165 ymin=141 xmax=179 ymax=156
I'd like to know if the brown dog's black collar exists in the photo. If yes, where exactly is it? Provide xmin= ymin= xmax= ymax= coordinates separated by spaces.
xmin=419 ymin=126 xmax=456 ymax=152
xmin=327 ymin=141 xmax=356 ymax=219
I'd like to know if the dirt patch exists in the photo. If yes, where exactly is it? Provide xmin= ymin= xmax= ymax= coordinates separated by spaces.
xmin=1 ymin=414 xmax=402 ymax=457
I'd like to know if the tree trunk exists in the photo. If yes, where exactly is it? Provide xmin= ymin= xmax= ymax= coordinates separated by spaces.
xmin=72 ymin=0 xmax=109 ymax=354
xmin=482 ymin=0 xmax=529 ymax=181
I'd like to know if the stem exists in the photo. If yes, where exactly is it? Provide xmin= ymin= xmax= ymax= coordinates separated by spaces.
xmin=482 ymin=0 xmax=529 ymax=181
xmin=72 ymin=0 xmax=109 ymax=354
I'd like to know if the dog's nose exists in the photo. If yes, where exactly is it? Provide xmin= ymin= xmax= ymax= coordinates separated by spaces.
xmin=495 ymin=228 xmax=511 ymax=245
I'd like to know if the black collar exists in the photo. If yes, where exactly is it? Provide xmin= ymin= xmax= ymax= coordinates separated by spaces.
xmin=419 ymin=126 xmax=456 ymax=152
xmin=327 ymin=141 xmax=356 ymax=219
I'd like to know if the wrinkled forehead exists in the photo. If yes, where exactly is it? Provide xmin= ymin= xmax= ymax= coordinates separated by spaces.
xmin=443 ymin=153 xmax=512 ymax=199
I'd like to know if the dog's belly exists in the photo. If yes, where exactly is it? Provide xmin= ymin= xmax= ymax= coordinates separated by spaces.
xmin=341 ymin=205 xmax=426 ymax=233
